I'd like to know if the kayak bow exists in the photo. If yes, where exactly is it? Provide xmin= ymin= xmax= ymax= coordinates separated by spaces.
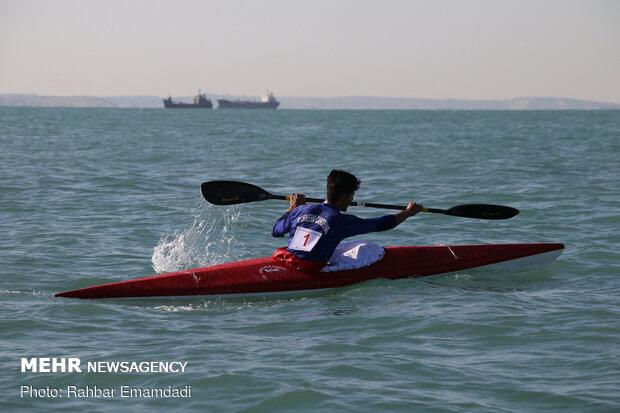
xmin=55 ymin=243 xmax=564 ymax=299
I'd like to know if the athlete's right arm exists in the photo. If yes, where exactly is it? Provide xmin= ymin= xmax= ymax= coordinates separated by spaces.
xmin=394 ymin=201 xmax=423 ymax=225
xmin=341 ymin=201 xmax=423 ymax=238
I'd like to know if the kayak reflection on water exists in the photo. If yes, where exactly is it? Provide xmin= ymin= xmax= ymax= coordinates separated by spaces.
xmin=271 ymin=170 xmax=423 ymax=272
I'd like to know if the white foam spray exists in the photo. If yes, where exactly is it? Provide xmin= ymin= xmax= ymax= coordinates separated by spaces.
xmin=151 ymin=203 xmax=246 ymax=273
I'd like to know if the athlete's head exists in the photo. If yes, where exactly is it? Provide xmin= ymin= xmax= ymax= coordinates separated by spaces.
xmin=326 ymin=170 xmax=360 ymax=209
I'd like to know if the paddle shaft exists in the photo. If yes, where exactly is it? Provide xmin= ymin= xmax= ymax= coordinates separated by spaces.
xmin=200 ymin=181 xmax=519 ymax=220
xmin=279 ymin=194 xmax=439 ymax=213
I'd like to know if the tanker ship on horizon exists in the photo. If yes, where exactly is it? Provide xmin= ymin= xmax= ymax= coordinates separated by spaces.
xmin=163 ymin=91 xmax=213 ymax=109
xmin=217 ymin=92 xmax=280 ymax=109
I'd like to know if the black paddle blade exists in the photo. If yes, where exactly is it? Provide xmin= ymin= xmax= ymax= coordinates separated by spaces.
xmin=444 ymin=204 xmax=519 ymax=220
xmin=200 ymin=181 xmax=273 ymax=205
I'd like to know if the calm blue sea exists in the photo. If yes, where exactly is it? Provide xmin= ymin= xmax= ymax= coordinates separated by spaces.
xmin=1 ymin=108 xmax=619 ymax=412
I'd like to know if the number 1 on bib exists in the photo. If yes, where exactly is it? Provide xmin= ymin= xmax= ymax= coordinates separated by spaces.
xmin=290 ymin=227 xmax=322 ymax=252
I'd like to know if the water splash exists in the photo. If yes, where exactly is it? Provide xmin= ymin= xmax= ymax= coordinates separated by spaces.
xmin=0 ymin=289 xmax=49 ymax=297
xmin=151 ymin=204 xmax=246 ymax=273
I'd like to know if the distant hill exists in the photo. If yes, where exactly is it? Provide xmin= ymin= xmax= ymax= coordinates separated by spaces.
xmin=1 ymin=93 xmax=618 ymax=110
xmin=278 ymin=96 xmax=620 ymax=110
xmin=0 ymin=94 xmax=161 ymax=108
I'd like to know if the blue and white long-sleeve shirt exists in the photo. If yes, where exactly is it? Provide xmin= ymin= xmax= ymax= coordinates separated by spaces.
xmin=271 ymin=203 xmax=397 ymax=262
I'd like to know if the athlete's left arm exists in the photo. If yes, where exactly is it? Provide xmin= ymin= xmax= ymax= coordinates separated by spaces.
xmin=272 ymin=213 xmax=291 ymax=237
xmin=272 ymin=193 xmax=306 ymax=237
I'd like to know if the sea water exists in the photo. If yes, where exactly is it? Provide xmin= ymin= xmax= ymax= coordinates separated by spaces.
xmin=1 ymin=108 xmax=618 ymax=412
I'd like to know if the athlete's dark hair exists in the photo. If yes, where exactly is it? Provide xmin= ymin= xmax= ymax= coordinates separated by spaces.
xmin=326 ymin=170 xmax=361 ymax=202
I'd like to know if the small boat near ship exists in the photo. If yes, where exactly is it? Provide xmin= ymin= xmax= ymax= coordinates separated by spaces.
xmin=163 ymin=91 xmax=213 ymax=109
xmin=217 ymin=92 xmax=280 ymax=109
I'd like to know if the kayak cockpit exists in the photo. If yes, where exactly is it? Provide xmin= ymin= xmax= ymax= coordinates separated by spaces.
xmin=321 ymin=241 xmax=385 ymax=272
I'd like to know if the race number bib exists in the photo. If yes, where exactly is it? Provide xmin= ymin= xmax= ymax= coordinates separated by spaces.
xmin=290 ymin=227 xmax=322 ymax=252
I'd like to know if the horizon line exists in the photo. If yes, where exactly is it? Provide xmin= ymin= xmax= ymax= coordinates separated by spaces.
xmin=1 ymin=92 xmax=619 ymax=104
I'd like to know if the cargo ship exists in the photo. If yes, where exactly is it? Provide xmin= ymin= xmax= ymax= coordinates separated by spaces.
xmin=163 ymin=91 xmax=213 ymax=109
xmin=217 ymin=92 xmax=280 ymax=109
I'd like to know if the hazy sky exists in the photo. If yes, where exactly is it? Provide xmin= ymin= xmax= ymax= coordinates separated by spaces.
xmin=1 ymin=0 xmax=618 ymax=101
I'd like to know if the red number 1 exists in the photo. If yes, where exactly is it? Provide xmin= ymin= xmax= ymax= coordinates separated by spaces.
xmin=303 ymin=233 xmax=311 ymax=246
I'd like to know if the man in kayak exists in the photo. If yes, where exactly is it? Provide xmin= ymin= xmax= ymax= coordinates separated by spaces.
xmin=272 ymin=170 xmax=423 ymax=272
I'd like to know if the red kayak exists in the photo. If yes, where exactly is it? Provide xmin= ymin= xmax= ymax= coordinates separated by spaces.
xmin=55 ymin=243 xmax=564 ymax=299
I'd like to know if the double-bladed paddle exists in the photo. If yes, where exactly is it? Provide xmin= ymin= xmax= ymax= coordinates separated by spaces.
xmin=200 ymin=180 xmax=519 ymax=220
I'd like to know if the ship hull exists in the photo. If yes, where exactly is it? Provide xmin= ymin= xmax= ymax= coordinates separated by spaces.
xmin=163 ymin=101 xmax=212 ymax=109
xmin=217 ymin=99 xmax=279 ymax=109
